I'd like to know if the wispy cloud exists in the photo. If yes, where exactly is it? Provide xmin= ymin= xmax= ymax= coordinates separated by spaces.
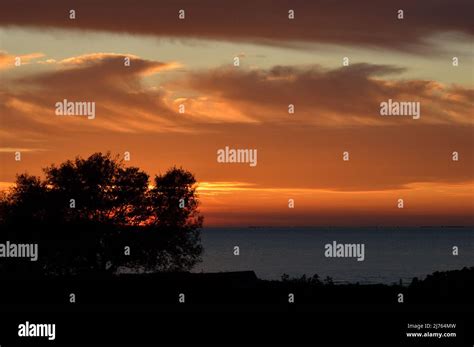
xmin=170 ymin=64 xmax=473 ymax=126
xmin=0 ymin=51 xmax=44 ymax=70
xmin=0 ymin=147 xmax=47 ymax=153
xmin=1 ymin=0 xmax=472 ymax=52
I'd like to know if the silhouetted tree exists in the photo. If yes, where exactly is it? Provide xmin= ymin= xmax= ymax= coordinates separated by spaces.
xmin=0 ymin=152 xmax=203 ymax=277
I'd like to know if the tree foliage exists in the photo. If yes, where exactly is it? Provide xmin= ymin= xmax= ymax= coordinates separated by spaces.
xmin=0 ymin=152 xmax=203 ymax=277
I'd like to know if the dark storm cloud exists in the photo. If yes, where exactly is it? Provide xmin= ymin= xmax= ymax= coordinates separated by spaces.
xmin=1 ymin=0 xmax=472 ymax=52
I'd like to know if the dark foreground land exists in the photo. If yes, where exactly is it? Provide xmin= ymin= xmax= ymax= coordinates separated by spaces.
xmin=0 ymin=267 xmax=473 ymax=345
xmin=1 ymin=267 xmax=473 ymax=310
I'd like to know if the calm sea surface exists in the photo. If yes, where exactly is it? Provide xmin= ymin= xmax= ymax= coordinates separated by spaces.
xmin=194 ymin=227 xmax=474 ymax=284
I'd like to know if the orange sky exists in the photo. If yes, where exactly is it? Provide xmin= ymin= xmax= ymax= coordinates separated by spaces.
xmin=0 ymin=1 xmax=473 ymax=226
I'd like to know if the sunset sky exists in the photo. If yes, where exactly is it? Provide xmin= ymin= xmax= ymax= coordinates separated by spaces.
xmin=0 ymin=0 xmax=473 ymax=226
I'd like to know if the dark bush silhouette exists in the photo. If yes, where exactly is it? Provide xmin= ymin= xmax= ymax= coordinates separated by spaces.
xmin=0 ymin=152 xmax=203 ymax=277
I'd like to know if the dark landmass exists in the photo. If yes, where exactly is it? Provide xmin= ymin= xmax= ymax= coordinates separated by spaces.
xmin=0 ymin=267 xmax=472 ymax=345
xmin=0 ymin=267 xmax=472 ymax=312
